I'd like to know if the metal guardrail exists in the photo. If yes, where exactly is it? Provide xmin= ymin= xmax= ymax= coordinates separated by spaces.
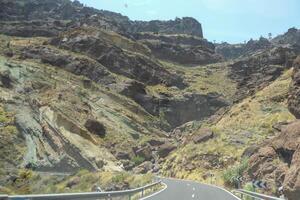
xmin=0 ymin=181 xmax=162 ymax=200
xmin=232 ymin=189 xmax=284 ymax=200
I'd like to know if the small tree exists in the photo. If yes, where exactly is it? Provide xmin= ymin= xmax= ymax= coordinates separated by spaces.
xmin=268 ymin=33 xmax=272 ymax=40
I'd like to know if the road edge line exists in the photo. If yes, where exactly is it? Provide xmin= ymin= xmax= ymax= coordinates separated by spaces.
xmin=140 ymin=182 xmax=168 ymax=200
xmin=161 ymin=177 xmax=241 ymax=200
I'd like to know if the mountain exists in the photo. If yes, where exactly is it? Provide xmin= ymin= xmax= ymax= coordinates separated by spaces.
xmin=0 ymin=0 xmax=300 ymax=199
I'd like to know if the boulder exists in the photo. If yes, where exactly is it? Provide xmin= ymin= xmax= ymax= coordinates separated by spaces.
xmin=133 ymin=145 xmax=153 ymax=161
xmin=242 ymin=145 xmax=259 ymax=158
xmin=192 ymin=128 xmax=214 ymax=144
xmin=66 ymin=177 xmax=80 ymax=188
xmin=0 ymin=70 xmax=13 ymax=88
xmin=84 ymin=119 xmax=106 ymax=137
xmin=147 ymin=139 xmax=165 ymax=146
xmin=115 ymin=151 xmax=130 ymax=160
xmin=121 ymin=160 xmax=135 ymax=171
xmin=157 ymin=143 xmax=176 ymax=158
xmin=133 ymin=161 xmax=153 ymax=174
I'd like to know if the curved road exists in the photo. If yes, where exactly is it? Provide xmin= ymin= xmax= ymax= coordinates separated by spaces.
xmin=143 ymin=178 xmax=240 ymax=200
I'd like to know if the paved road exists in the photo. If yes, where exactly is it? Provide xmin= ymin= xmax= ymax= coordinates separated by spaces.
xmin=143 ymin=178 xmax=240 ymax=200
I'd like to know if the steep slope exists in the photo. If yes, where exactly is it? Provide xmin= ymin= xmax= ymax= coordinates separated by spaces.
xmin=161 ymin=66 xmax=294 ymax=181
xmin=245 ymin=56 xmax=300 ymax=200
xmin=1 ymin=0 xmax=300 ymax=197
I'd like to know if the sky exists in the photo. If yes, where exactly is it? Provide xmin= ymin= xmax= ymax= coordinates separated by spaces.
xmin=79 ymin=0 xmax=300 ymax=43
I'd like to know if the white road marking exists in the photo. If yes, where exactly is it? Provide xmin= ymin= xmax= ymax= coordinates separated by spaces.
xmin=192 ymin=194 xmax=195 ymax=198
xmin=187 ymin=183 xmax=190 ymax=186
xmin=193 ymin=187 xmax=195 ymax=191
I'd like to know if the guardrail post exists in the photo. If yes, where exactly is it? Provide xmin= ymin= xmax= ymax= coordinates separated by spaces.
xmin=128 ymin=194 xmax=131 ymax=200
xmin=141 ymin=188 xmax=144 ymax=197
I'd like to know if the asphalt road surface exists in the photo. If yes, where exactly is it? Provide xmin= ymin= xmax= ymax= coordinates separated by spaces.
xmin=143 ymin=178 xmax=240 ymax=200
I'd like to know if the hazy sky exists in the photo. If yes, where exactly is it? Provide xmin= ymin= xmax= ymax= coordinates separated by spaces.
xmin=79 ymin=0 xmax=300 ymax=43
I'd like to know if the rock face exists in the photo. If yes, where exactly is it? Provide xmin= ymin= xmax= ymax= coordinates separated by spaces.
xmin=216 ymin=37 xmax=272 ymax=60
xmin=246 ymin=56 xmax=300 ymax=200
xmin=135 ymin=33 xmax=222 ymax=65
xmin=0 ymin=0 xmax=203 ymax=39
xmin=119 ymin=80 xmax=160 ymax=116
xmin=246 ymin=121 xmax=300 ymax=200
xmin=288 ymin=56 xmax=300 ymax=118
xmin=0 ymin=20 xmax=69 ymax=37
xmin=229 ymin=46 xmax=300 ymax=100
xmin=0 ymin=0 xmax=98 ymax=21
xmin=272 ymin=27 xmax=300 ymax=45
xmin=132 ymin=17 xmax=203 ymax=38
xmin=162 ymin=93 xmax=229 ymax=128
xmin=120 ymin=85 xmax=229 ymax=130
xmin=50 ymin=27 xmax=185 ymax=88
xmin=21 ymin=45 xmax=115 ymax=85
xmin=157 ymin=143 xmax=177 ymax=158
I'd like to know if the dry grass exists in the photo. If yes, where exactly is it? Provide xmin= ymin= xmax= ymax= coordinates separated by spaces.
xmin=162 ymin=69 xmax=295 ymax=186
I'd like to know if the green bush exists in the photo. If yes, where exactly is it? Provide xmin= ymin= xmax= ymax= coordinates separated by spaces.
xmin=132 ymin=156 xmax=145 ymax=166
xmin=112 ymin=173 xmax=129 ymax=184
xmin=222 ymin=159 xmax=248 ymax=188
xmin=243 ymin=183 xmax=256 ymax=200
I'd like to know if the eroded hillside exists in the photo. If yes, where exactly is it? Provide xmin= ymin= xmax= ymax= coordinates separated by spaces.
xmin=0 ymin=0 xmax=300 ymax=199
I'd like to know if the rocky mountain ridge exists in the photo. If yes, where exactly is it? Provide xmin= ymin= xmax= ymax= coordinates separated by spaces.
xmin=0 ymin=0 xmax=299 ymax=199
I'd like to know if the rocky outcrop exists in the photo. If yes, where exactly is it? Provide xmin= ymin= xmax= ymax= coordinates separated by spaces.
xmin=229 ymin=45 xmax=300 ymax=100
xmin=288 ymin=56 xmax=300 ymax=118
xmin=0 ymin=0 xmax=203 ymax=38
xmin=157 ymin=143 xmax=177 ymax=158
xmin=118 ymin=80 xmax=159 ymax=116
xmin=21 ymin=45 xmax=116 ymax=85
xmin=133 ymin=161 xmax=154 ymax=174
xmin=162 ymin=93 xmax=229 ymax=128
xmin=246 ymin=121 xmax=300 ymax=200
xmin=246 ymin=56 xmax=300 ymax=199
xmin=216 ymin=43 xmax=245 ymax=60
xmin=216 ymin=37 xmax=272 ymax=60
xmin=132 ymin=17 xmax=203 ymax=38
xmin=272 ymin=27 xmax=300 ymax=46
xmin=0 ymin=20 xmax=70 ymax=37
xmin=0 ymin=0 xmax=98 ymax=21
xmin=134 ymin=33 xmax=211 ymax=47
xmin=121 ymin=87 xmax=229 ymax=130
xmin=134 ymin=33 xmax=221 ymax=65
xmin=50 ymin=27 xmax=185 ymax=88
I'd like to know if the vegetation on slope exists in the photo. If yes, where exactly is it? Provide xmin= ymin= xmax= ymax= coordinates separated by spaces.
xmin=162 ymin=68 xmax=295 ymax=186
